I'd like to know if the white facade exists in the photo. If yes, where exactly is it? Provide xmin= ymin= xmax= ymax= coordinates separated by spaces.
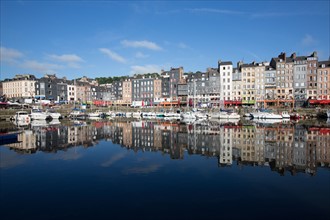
xmin=218 ymin=61 xmax=233 ymax=101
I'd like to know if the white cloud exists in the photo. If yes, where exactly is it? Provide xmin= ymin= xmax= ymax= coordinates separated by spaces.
xmin=130 ymin=64 xmax=162 ymax=74
xmin=48 ymin=54 xmax=84 ymax=69
xmin=121 ymin=40 xmax=162 ymax=51
xmin=21 ymin=60 xmax=62 ymax=73
xmin=48 ymin=54 xmax=84 ymax=63
xmin=186 ymin=8 xmax=244 ymax=15
xmin=178 ymin=42 xmax=189 ymax=49
xmin=0 ymin=46 xmax=24 ymax=62
xmin=135 ymin=52 xmax=149 ymax=58
xmin=99 ymin=48 xmax=126 ymax=63
xmin=301 ymin=34 xmax=317 ymax=46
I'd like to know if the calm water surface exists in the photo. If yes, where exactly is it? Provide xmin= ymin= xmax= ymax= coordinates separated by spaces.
xmin=1 ymin=119 xmax=329 ymax=220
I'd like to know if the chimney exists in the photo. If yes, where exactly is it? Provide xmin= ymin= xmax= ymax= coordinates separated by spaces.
xmin=237 ymin=61 xmax=243 ymax=70
xmin=278 ymin=52 xmax=286 ymax=62
xmin=291 ymin=52 xmax=296 ymax=59
xmin=311 ymin=51 xmax=317 ymax=57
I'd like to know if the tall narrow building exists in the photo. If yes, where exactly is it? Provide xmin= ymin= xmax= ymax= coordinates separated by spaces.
xmin=218 ymin=60 xmax=233 ymax=104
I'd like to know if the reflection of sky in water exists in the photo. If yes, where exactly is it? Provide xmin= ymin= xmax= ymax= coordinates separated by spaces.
xmin=101 ymin=152 xmax=127 ymax=167
xmin=50 ymin=149 xmax=84 ymax=161
xmin=0 ymin=149 xmax=26 ymax=169
xmin=0 ymin=122 xmax=329 ymax=220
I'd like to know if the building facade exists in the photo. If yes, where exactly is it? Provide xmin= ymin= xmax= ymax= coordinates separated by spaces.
xmin=122 ymin=78 xmax=132 ymax=106
xmin=2 ymin=74 xmax=36 ymax=100
xmin=293 ymin=54 xmax=308 ymax=106
xmin=317 ymin=61 xmax=330 ymax=100
xmin=306 ymin=52 xmax=318 ymax=99
xmin=218 ymin=61 xmax=233 ymax=103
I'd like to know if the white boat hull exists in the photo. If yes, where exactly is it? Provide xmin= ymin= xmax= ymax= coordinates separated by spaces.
xmin=181 ymin=112 xmax=196 ymax=120
xmin=210 ymin=112 xmax=240 ymax=119
xmin=48 ymin=112 xmax=62 ymax=119
xmin=30 ymin=113 xmax=50 ymax=120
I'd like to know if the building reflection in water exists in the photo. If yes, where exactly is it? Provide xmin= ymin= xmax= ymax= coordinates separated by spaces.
xmin=2 ymin=120 xmax=330 ymax=176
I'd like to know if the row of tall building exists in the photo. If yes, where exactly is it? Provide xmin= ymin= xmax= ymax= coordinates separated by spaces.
xmin=4 ymin=121 xmax=329 ymax=175
xmin=1 ymin=51 xmax=330 ymax=107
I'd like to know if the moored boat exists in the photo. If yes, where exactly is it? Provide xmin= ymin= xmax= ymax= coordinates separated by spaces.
xmin=195 ymin=111 xmax=208 ymax=120
xmin=181 ymin=111 xmax=196 ymax=120
xmin=290 ymin=112 xmax=301 ymax=120
xmin=12 ymin=111 xmax=31 ymax=122
xmin=30 ymin=108 xmax=51 ymax=120
xmin=281 ymin=111 xmax=290 ymax=119
xmin=45 ymin=108 xmax=62 ymax=119
xmin=210 ymin=110 xmax=240 ymax=119
xmin=132 ymin=111 xmax=142 ymax=119
xmin=11 ymin=111 xmax=31 ymax=127
xmin=88 ymin=110 xmax=103 ymax=118
xmin=69 ymin=109 xmax=87 ymax=119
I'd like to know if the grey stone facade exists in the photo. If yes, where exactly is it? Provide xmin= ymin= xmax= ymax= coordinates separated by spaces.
xmin=293 ymin=57 xmax=307 ymax=105
xmin=161 ymin=67 xmax=184 ymax=99
xmin=264 ymin=66 xmax=276 ymax=100
xmin=36 ymin=74 xmax=68 ymax=101
xmin=132 ymin=77 xmax=154 ymax=105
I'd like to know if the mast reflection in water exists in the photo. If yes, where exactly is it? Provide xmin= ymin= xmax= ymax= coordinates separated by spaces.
xmin=1 ymin=120 xmax=329 ymax=220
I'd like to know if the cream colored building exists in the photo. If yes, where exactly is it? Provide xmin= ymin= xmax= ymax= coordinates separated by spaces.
xmin=254 ymin=63 xmax=267 ymax=106
xmin=122 ymin=79 xmax=132 ymax=106
xmin=240 ymin=63 xmax=256 ymax=104
xmin=317 ymin=61 xmax=330 ymax=100
xmin=2 ymin=74 xmax=36 ymax=99
xmin=270 ymin=53 xmax=295 ymax=100
xmin=122 ymin=122 xmax=133 ymax=148
xmin=153 ymin=78 xmax=162 ymax=104
xmin=3 ymin=130 xmax=37 ymax=153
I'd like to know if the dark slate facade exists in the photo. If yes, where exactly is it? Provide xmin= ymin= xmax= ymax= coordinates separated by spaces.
xmin=132 ymin=77 xmax=154 ymax=104
xmin=35 ymin=74 xmax=68 ymax=101
xmin=161 ymin=67 xmax=184 ymax=99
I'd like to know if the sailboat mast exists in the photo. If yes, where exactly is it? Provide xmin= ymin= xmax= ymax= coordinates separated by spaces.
xmin=194 ymin=79 xmax=196 ymax=109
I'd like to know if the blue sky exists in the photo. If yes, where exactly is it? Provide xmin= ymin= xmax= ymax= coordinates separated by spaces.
xmin=1 ymin=1 xmax=329 ymax=80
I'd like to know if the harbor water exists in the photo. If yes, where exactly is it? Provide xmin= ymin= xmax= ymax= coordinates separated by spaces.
xmin=1 ymin=119 xmax=329 ymax=220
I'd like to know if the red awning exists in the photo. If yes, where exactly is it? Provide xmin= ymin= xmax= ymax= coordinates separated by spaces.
xmin=319 ymin=100 xmax=330 ymax=104
xmin=309 ymin=99 xmax=330 ymax=104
